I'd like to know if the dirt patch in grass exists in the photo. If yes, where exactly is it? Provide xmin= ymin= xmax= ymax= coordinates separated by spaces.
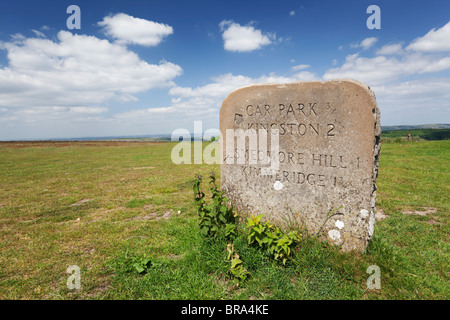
xmin=69 ymin=199 xmax=92 ymax=207
xmin=376 ymin=208 xmax=388 ymax=221
xmin=165 ymin=253 xmax=183 ymax=260
xmin=89 ymin=207 xmax=126 ymax=223
xmin=127 ymin=210 xmax=172 ymax=222
xmin=83 ymin=276 xmax=112 ymax=299
xmin=402 ymin=207 xmax=438 ymax=216
xmin=426 ymin=219 xmax=440 ymax=225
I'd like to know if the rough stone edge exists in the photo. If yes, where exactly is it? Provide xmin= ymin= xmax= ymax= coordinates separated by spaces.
xmin=221 ymin=78 xmax=374 ymax=106
xmin=367 ymin=82 xmax=381 ymax=247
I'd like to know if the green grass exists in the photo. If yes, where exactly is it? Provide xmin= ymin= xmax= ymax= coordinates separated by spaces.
xmin=0 ymin=140 xmax=448 ymax=300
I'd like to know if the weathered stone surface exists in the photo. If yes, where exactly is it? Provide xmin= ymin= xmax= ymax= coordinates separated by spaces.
xmin=220 ymin=79 xmax=381 ymax=252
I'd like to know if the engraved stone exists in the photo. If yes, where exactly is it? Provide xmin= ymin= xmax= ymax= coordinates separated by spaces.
xmin=220 ymin=79 xmax=381 ymax=252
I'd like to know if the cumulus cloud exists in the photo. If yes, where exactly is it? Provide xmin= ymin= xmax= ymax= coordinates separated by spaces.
xmin=407 ymin=21 xmax=450 ymax=52
xmin=116 ymin=70 xmax=318 ymax=125
xmin=0 ymin=30 xmax=182 ymax=108
xmin=219 ymin=20 xmax=273 ymax=52
xmin=376 ymin=43 xmax=404 ymax=55
xmin=351 ymin=37 xmax=378 ymax=50
xmin=373 ymin=78 xmax=450 ymax=124
xmin=323 ymin=52 xmax=450 ymax=86
xmin=291 ymin=64 xmax=310 ymax=71
xmin=322 ymin=21 xmax=450 ymax=125
xmin=98 ymin=13 xmax=173 ymax=46
xmin=169 ymin=72 xmax=317 ymax=100
xmin=2 ymin=17 xmax=450 ymax=140
xmin=31 ymin=29 xmax=46 ymax=38
xmin=0 ymin=106 xmax=113 ymax=140
xmin=324 ymin=22 xmax=450 ymax=87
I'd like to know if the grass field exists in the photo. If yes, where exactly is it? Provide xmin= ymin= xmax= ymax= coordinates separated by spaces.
xmin=0 ymin=140 xmax=448 ymax=300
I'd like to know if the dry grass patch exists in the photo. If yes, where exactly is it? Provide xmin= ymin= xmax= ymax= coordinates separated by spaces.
xmin=402 ymin=207 xmax=438 ymax=216
xmin=69 ymin=199 xmax=93 ymax=207
xmin=375 ymin=208 xmax=388 ymax=221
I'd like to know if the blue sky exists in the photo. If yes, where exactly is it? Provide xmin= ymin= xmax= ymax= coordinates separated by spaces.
xmin=0 ymin=0 xmax=449 ymax=140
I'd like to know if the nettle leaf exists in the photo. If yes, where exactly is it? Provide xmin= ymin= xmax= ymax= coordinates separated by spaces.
xmin=200 ymin=226 xmax=209 ymax=236
xmin=225 ymin=223 xmax=236 ymax=235
xmin=253 ymin=225 xmax=263 ymax=234
xmin=219 ymin=214 xmax=227 ymax=223
xmin=220 ymin=205 xmax=228 ymax=214
xmin=255 ymin=235 xmax=265 ymax=247
xmin=133 ymin=263 xmax=145 ymax=274
xmin=142 ymin=258 xmax=152 ymax=266
xmin=268 ymin=246 xmax=275 ymax=255
xmin=202 ymin=219 xmax=212 ymax=226
xmin=231 ymin=258 xmax=243 ymax=269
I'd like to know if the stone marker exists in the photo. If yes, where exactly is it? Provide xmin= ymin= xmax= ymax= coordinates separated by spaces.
xmin=220 ymin=79 xmax=381 ymax=252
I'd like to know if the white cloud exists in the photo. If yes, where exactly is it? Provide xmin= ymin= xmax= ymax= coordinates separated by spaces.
xmin=292 ymin=71 xmax=317 ymax=81
xmin=219 ymin=20 xmax=273 ymax=52
xmin=31 ymin=29 xmax=46 ymax=38
xmin=376 ymin=43 xmax=404 ymax=55
xmin=289 ymin=11 xmax=296 ymax=16
xmin=10 ymin=33 xmax=25 ymax=41
xmin=98 ymin=13 xmax=173 ymax=46
xmin=291 ymin=64 xmax=310 ymax=71
xmin=322 ymin=22 xmax=450 ymax=126
xmin=361 ymin=37 xmax=378 ymax=50
xmin=169 ymin=71 xmax=317 ymax=100
xmin=0 ymin=106 xmax=110 ymax=132
xmin=323 ymin=51 xmax=450 ymax=86
xmin=407 ymin=21 xmax=450 ymax=52
xmin=2 ymin=18 xmax=450 ymax=140
xmin=112 ymin=70 xmax=319 ymax=130
xmin=4 ymin=106 xmax=107 ymax=117
xmin=69 ymin=107 xmax=108 ymax=114
xmin=327 ymin=22 xmax=450 ymax=87
xmin=116 ymin=70 xmax=318 ymax=125
xmin=351 ymin=37 xmax=378 ymax=50
xmin=0 ymin=30 xmax=182 ymax=108
xmin=373 ymin=78 xmax=450 ymax=125
xmin=0 ymin=106 xmax=114 ymax=140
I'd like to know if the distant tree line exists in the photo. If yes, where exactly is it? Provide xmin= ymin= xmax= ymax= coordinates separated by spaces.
xmin=381 ymin=129 xmax=450 ymax=140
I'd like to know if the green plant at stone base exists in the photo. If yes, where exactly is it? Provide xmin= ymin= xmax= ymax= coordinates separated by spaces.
xmin=227 ymin=243 xmax=249 ymax=286
xmin=193 ymin=172 xmax=237 ymax=239
xmin=270 ymin=231 xmax=302 ymax=265
xmin=247 ymin=214 xmax=278 ymax=247
xmin=315 ymin=206 xmax=344 ymax=239
xmin=247 ymin=214 xmax=301 ymax=265
xmin=194 ymin=173 xmax=302 ymax=284
xmin=224 ymin=223 xmax=237 ymax=241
